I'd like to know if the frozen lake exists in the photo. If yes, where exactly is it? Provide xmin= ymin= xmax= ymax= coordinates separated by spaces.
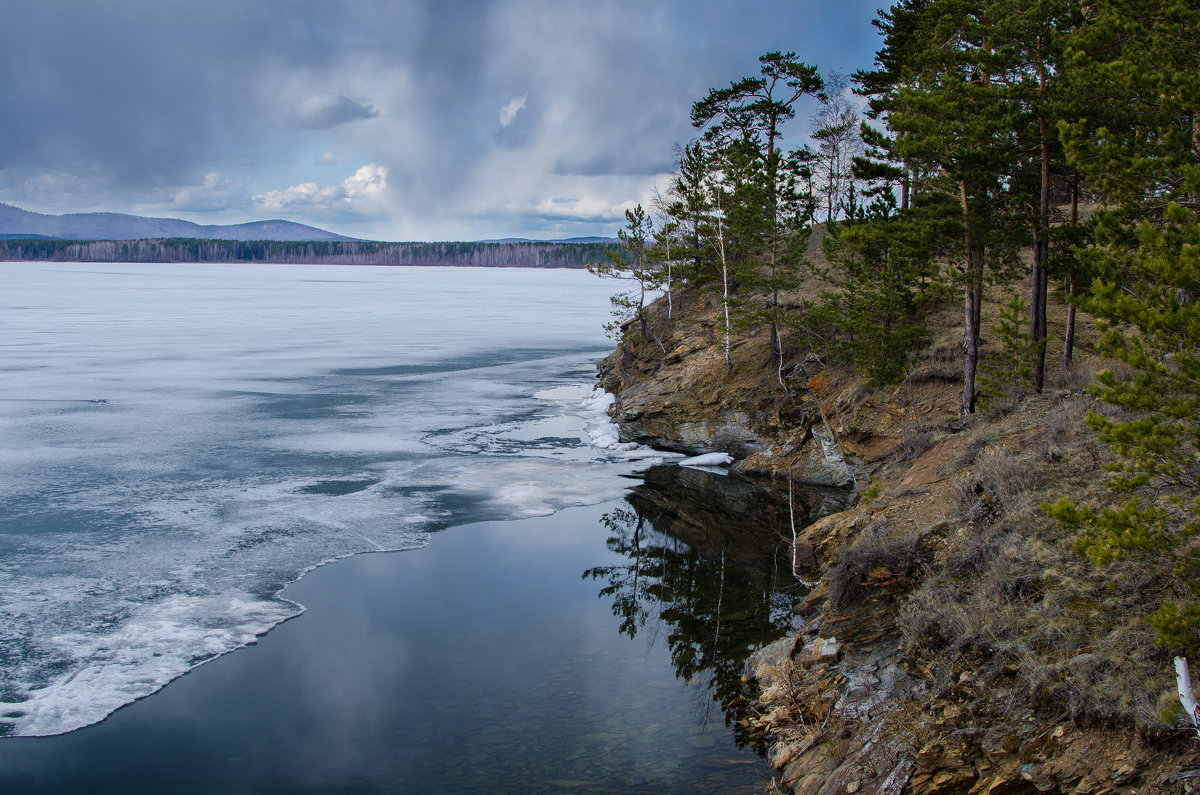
xmin=0 ymin=262 xmax=653 ymax=737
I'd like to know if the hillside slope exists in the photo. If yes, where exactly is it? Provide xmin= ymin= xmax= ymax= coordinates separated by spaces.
xmin=598 ymin=285 xmax=1200 ymax=792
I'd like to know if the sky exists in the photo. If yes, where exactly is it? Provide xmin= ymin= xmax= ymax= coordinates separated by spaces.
xmin=1 ymin=0 xmax=888 ymax=242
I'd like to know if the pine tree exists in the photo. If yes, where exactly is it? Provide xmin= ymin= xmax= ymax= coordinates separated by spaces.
xmin=589 ymin=205 xmax=660 ymax=341
xmin=976 ymin=295 xmax=1044 ymax=410
xmin=1046 ymin=0 xmax=1200 ymax=654
xmin=1060 ymin=0 xmax=1200 ymax=212
xmin=1045 ymin=196 xmax=1200 ymax=652
xmin=664 ymin=142 xmax=715 ymax=292
xmin=993 ymin=0 xmax=1084 ymax=392
xmin=805 ymin=192 xmax=942 ymax=385
xmin=692 ymin=51 xmax=824 ymax=362
xmin=855 ymin=0 xmax=1024 ymax=416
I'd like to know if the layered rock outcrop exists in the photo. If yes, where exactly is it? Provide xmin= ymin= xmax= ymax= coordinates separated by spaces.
xmin=596 ymin=293 xmax=875 ymax=488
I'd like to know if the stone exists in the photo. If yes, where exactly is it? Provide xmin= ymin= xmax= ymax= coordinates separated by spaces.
xmin=745 ymin=635 xmax=798 ymax=683
xmin=793 ymin=541 xmax=817 ymax=569
xmin=806 ymin=636 xmax=840 ymax=665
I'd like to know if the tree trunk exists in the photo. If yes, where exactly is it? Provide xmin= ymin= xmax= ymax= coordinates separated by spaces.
xmin=1064 ymin=174 xmax=1080 ymax=367
xmin=1175 ymin=656 xmax=1200 ymax=738
xmin=1030 ymin=99 xmax=1051 ymax=391
xmin=716 ymin=197 xmax=732 ymax=371
xmin=962 ymin=241 xmax=984 ymax=418
xmin=959 ymin=180 xmax=980 ymax=417
xmin=769 ymin=214 xmax=781 ymax=362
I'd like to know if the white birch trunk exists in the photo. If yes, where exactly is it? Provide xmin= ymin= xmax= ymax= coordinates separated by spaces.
xmin=715 ymin=194 xmax=731 ymax=369
xmin=665 ymin=240 xmax=673 ymax=320
xmin=789 ymin=477 xmax=801 ymax=580
xmin=1176 ymin=656 xmax=1200 ymax=737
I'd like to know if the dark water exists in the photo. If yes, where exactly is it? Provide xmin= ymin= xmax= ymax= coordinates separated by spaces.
xmin=0 ymin=466 xmax=845 ymax=794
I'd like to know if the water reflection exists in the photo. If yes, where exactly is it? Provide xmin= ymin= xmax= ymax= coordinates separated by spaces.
xmin=585 ymin=466 xmax=849 ymax=753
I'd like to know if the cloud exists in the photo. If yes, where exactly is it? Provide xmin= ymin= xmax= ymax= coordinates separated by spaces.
xmin=291 ymin=94 xmax=380 ymax=130
xmin=553 ymin=151 xmax=675 ymax=177
xmin=0 ymin=167 xmax=115 ymax=213
xmin=254 ymin=164 xmax=387 ymax=216
xmin=0 ymin=0 xmax=886 ymax=239
xmin=156 ymin=172 xmax=251 ymax=212
xmin=499 ymin=95 xmax=526 ymax=127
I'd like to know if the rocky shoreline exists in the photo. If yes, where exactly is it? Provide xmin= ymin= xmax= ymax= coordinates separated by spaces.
xmin=597 ymin=292 xmax=1200 ymax=793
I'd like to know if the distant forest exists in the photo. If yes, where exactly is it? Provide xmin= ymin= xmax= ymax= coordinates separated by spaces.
xmin=0 ymin=238 xmax=619 ymax=269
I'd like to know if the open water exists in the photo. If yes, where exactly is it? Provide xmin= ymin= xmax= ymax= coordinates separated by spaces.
xmin=0 ymin=262 xmax=842 ymax=791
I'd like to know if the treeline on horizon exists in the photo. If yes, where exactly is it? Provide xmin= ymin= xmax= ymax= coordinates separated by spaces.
xmin=595 ymin=0 xmax=1200 ymax=654
xmin=0 ymin=238 xmax=619 ymax=269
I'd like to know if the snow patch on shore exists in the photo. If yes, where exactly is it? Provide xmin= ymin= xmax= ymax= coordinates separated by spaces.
xmin=678 ymin=452 xmax=733 ymax=469
xmin=581 ymin=388 xmax=676 ymax=462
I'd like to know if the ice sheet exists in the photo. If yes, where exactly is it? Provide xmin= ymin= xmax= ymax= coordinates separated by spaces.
xmin=0 ymin=262 xmax=645 ymax=736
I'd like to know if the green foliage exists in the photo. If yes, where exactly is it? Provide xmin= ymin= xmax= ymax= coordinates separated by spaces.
xmin=663 ymin=142 xmax=717 ymax=289
xmin=589 ymin=205 xmax=660 ymax=340
xmin=859 ymin=477 xmax=882 ymax=503
xmin=1051 ymin=3 xmax=1200 ymax=651
xmin=1160 ymin=698 xmax=1186 ymax=725
xmin=1059 ymin=0 xmax=1200 ymax=209
xmin=1149 ymin=603 xmax=1200 ymax=653
xmin=854 ymin=0 xmax=1032 ymax=414
xmin=1047 ymin=188 xmax=1200 ymax=652
xmin=804 ymin=201 xmax=941 ymax=386
xmin=690 ymin=52 xmax=824 ymax=361
xmin=977 ymin=295 xmax=1046 ymax=409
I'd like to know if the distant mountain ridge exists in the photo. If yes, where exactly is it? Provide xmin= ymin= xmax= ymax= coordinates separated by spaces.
xmin=0 ymin=203 xmax=355 ymax=242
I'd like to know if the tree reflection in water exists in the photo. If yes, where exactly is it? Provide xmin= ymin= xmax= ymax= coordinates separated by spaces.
xmin=583 ymin=465 xmax=849 ymax=754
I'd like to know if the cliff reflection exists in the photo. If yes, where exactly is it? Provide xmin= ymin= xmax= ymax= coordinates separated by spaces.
xmin=584 ymin=465 xmax=848 ymax=753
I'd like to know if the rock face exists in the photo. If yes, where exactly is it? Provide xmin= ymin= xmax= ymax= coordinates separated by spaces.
xmin=596 ymin=294 xmax=864 ymax=487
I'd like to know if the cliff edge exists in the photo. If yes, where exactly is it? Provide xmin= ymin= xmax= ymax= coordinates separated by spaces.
xmin=598 ymin=288 xmax=1200 ymax=792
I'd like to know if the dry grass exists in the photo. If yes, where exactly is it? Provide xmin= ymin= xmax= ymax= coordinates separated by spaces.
xmin=828 ymin=532 xmax=926 ymax=609
xmin=885 ymin=383 xmax=1187 ymax=730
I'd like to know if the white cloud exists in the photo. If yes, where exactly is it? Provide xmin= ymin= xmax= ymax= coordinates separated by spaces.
xmin=342 ymin=163 xmax=387 ymax=198
xmin=253 ymin=163 xmax=387 ymax=215
xmin=315 ymin=151 xmax=344 ymax=165
xmin=499 ymin=94 xmax=526 ymax=127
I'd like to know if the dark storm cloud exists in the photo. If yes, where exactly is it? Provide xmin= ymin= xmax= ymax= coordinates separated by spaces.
xmin=290 ymin=95 xmax=380 ymax=129
xmin=0 ymin=0 xmax=887 ymax=238
xmin=0 ymin=1 xmax=416 ymax=186
xmin=553 ymin=152 xmax=676 ymax=178
xmin=0 ymin=1 xmax=261 ymax=184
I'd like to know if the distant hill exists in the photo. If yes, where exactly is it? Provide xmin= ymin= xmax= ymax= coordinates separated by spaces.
xmin=0 ymin=203 xmax=355 ymax=242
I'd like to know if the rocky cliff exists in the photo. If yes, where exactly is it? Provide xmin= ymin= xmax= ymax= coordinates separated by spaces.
xmin=598 ymin=288 xmax=1200 ymax=792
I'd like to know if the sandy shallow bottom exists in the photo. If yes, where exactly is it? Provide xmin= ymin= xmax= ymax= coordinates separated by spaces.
xmin=0 ymin=499 xmax=776 ymax=794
